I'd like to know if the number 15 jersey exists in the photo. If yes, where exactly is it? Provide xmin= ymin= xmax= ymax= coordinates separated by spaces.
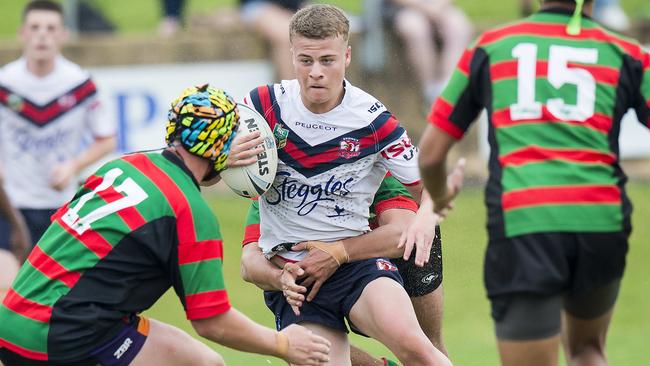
xmin=243 ymin=79 xmax=420 ymax=261
xmin=430 ymin=8 xmax=650 ymax=240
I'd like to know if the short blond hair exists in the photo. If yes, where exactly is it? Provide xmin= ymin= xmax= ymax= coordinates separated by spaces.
xmin=289 ymin=4 xmax=350 ymax=43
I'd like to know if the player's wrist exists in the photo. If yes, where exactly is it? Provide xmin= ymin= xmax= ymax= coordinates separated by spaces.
xmin=275 ymin=331 xmax=289 ymax=359
xmin=305 ymin=240 xmax=349 ymax=266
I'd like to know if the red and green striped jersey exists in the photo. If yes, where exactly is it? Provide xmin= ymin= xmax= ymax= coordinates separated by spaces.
xmin=0 ymin=151 xmax=230 ymax=362
xmin=429 ymin=8 xmax=650 ymax=239
xmin=241 ymin=174 xmax=418 ymax=246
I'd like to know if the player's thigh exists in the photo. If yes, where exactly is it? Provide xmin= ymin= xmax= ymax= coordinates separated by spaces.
xmin=411 ymin=286 xmax=444 ymax=346
xmin=130 ymin=318 xmax=224 ymax=366
xmin=349 ymin=278 xmax=426 ymax=348
xmin=299 ymin=321 xmax=350 ymax=366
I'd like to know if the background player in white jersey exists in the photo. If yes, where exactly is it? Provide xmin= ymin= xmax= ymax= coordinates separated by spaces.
xmin=238 ymin=4 xmax=450 ymax=366
xmin=0 ymin=1 xmax=117 ymax=257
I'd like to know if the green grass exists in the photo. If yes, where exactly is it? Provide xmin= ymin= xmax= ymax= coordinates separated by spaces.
xmin=144 ymin=183 xmax=650 ymax=365
xmin=1 ymin=0 xmax=648 ymax=39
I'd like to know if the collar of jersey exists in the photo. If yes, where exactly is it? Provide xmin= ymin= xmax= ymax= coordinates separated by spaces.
xmin=162 ymin=149 xmax=201 ymax=189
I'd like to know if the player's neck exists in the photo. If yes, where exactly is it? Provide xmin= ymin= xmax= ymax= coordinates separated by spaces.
xmin=540 ymin=1 xmax=593 ymax=16
xmin=168 ymin=146 xmax=210 ymax=183
xmin=25 ymin=57 xmax=56 ymax=78
xmin=300 ymin=87 xmax=345 ymax=114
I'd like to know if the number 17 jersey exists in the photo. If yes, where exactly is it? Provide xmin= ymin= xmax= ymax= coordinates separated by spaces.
xmin=430 ymin=7 xmax=650 ymax=240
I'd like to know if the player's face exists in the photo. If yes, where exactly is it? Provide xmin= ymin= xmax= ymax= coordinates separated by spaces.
xmin=292 ymin=34 xmax=351 ymax=114
xmin=20 ymin=10 xmax=67 ymax=63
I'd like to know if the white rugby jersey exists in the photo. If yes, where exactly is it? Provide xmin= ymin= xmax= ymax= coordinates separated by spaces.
xmin=243 ymin=79 xmax=420 ymax=261
xmin=0 ymin=56 xmax=115 ymax=209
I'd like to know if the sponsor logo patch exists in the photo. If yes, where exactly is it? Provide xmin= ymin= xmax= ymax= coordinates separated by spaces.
xmin=421 ymin=273 xmax=439 ymax=285
xmin=273 ymin=123 xmax=289 ymax=149
xmin=376 ymin=258 xmax=398 ymax=271
xmin=339 ymin=137 xmax=360 ymax=159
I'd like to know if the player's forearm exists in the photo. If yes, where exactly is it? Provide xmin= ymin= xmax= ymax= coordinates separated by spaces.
xmin=240 ymin=243 xmax=283 ymax=291
xmin=342 ymin=224 xmax=404 ymax=261
xmin=70 ymin=135 xmax=117 ymax=173
xmin=192 ymin=308 xmax=281 ymax=358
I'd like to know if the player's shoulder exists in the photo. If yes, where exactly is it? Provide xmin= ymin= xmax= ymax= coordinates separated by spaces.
xmin=342 ymin=80 xmax=391 ymax=123
xmin=55 ymin=56 xmax=92 ymax=82
xmin=0 ymin=58 xmax=26 ymax=83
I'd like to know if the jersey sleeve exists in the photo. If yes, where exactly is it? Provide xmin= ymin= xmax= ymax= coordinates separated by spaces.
xmin=427 ymin=41 xmax=487 ymax=140
xmin=370 ymin=174 xmax=418 ymax=218
xmin=241 ymin=200 xmax=261 ymax=247
xmin=84 ymin=78 xmax=117 ymax=138
xmin=173 ymin=212 xmax=231 ymax=320
xmin=633 ymin=50 xmax=650 ymax=128
xmin=377 ymin=129 xmax=421 ymax=186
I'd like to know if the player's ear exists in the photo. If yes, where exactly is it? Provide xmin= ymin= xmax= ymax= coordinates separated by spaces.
xmin=345 ymin=45 xmax=351 ymax=67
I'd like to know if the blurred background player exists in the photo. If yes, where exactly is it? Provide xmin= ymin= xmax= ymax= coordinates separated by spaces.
xmin=419 ymin=0 xmax=649 ymax=365
xmin=238 ymin=0 xmax=305 ymax=81
xmin=520 ymin=0 xmax=630 ymax=31
xmin=0 ymin=1 xmax=117 ymax=253
xmin=241 ymin=175 xmax=448 ymax=365
xmin=384 ymin=0 xmax=473 ymax=104
xmin=157 ymin=0 xmax=185 ymax=37
xmin=0 ymin=181 xmax=30 ymax=305
xmin=239 ymin=4 xmax=450 ymax=365
xmin=0 ymin=84 xmax=331 ymax=366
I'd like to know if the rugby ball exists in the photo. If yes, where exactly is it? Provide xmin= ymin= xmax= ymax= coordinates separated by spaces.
xmin=221 ymin=103 xmax=278 ymax=198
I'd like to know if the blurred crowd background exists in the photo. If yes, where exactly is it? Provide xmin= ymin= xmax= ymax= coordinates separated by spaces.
xmin=0 ymin=0 xmax=648 ymax=180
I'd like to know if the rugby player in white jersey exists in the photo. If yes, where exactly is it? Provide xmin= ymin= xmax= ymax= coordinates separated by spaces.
xmin=237 ymin=4 xmax=453 ymax=366
xmin=0 ymin=0 xmax=116 ymax=303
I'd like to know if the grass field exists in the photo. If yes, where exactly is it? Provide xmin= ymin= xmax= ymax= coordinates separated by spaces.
xmin=1 ymin=0 xmax=649 ymax=38
xmin=143 ymin=183 xmax=650 ymax=365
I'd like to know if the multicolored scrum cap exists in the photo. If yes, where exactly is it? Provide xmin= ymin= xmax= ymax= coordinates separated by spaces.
xmin=165 ymin=84 xmax=240 ymax=174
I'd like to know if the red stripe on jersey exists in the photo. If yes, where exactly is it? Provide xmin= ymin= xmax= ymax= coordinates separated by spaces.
xmin=283 ymin=115 xmax=401 ymax=168
xmin=374 ymin=196 xmax=419 ymax=218
xmin=27 ymin=246 xmax=81 ymax=288
xmin=428 ymin=98 xmax=464 ymax=139
xmin=456 ymin=48 xmax=475 ymax=76
xmin=242 ymin=223 xmax=261 ymax=247
xmin=56 ymin=215 xmax=113 ymax=258
xmin=490 ymin=60 xmax=619 ymax=86
xmin=502 ymin=185 xmax=620 ymax=210
xmin=123 ymin=154 xmax=196 ymax=243
xmin=492 ymin=107 xmax=612 ymax=134
xmin=0 ymin=338 xmax=48 ymax=361
xmin=257 ymin=86 xmax=277 ymax=130
xmin=500 ymin=146 xmax=617 ymax=166
xmin=20 ymin=79 xmax=97 ymax=126
xmin=185 ymin=290 xmax=231 ymax=320
xmin=478 ymin=22 xmax=643 ymax=59
xmin=178 ymin=240 xmax=223 ymax=264
xmin=95 ymin=187 xmax=147 ymax=231
xmin=2 ymin=289 xmax=52 ymax=323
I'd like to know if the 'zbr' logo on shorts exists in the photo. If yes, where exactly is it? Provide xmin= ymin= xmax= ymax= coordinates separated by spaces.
xmin=376 ymin=258 xmax=398 ymax=271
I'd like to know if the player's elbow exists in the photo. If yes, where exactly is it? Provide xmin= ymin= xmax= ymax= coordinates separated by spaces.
xmin=418 ymin=151 xmax=445 ymax=172
xmin=192 ymin=317 xmax=224 ymax=341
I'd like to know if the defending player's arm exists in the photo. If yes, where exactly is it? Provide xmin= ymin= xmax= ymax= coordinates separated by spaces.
xmin=419 ymin=40 xmax=485 ymax=214
xmin=174 ymin=211 xmax=329 ymax=364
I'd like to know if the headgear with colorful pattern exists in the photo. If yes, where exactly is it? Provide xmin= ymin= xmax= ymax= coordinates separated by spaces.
xmin=165 ymin=84 xmax=239 ymax=177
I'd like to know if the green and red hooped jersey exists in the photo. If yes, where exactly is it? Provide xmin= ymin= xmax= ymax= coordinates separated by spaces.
xmin=0 ymin=151 xmax=230 ymax=362
xmin=429 ymin=8 xmax=650 ymax=239
xmin=241 ymin=174 xmax=419 ymax=246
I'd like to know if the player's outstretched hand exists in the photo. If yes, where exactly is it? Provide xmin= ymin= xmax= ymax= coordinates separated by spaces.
xmin=398 ymin=204 xmax=439 ymax=266
xmin=292 ymin=241 xmax=342 ymax=302
xmin=281 ymin=262 xmax=307 ymax=316
xmin=227 ymin=130 xmax=264 ymax=167
xmin=280 ymin=324 xmax=331 ymax=365
xmin=434 ymin=158 xmax=466 ymax=218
